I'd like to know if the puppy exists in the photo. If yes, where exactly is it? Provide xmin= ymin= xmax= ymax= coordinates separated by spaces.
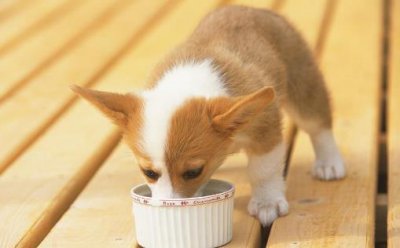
xmin=72 ymin=6 xmax=345 ymax=226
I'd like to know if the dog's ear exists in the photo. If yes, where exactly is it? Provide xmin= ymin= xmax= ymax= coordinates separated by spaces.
xmin=71 ymin=85 xmax=140 ymax=128
xmin=211 ymin=86 xmax=275 ymax=133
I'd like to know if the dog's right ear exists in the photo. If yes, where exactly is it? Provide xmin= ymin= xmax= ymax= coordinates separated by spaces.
xmin=71 ymin=85 xmax=140 ymax=128
xmin=211 ymin=86 xmax=275 ymax=134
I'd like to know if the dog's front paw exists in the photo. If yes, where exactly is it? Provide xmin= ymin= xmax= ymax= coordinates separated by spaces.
xmin=247 ymin=196 xmax=289 ymax=226
xmin=312 ymin=156 xmax=346 ymax=180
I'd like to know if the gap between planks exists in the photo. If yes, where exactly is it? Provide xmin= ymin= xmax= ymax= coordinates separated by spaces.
xmin=0 ymin=0 xmax=82 ymax=56
xmin=0 ymin=0 xmax=36 ymax=23
xmin=387 ymin=0 xmax=400 ymax=247
xmin=0 ymin=0 xmax=133 ymax=105
xmin=375 ymin=0 xmax=391 ymax=246
xmin=268 ymin=0 xmax=382 ymax=246
xmin=16 ymin=131 xmax=121 ymax=248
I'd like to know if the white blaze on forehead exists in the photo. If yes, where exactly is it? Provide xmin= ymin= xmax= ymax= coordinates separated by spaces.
xmin=140 ymin=60 xmax=226 ymax=196
xmin=147 ymin=163 xmax=174 ymax=198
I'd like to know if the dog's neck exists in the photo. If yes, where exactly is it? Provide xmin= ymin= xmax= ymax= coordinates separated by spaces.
xmin=146 ymin=59 xmax=227 ymax=99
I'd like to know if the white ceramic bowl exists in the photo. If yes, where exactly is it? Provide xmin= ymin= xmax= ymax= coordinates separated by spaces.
xmin=131 ymin=179 xmax=235 ymax=248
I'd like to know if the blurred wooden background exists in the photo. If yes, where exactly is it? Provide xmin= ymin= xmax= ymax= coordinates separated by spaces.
xmin=0 ymin=0 xmax=398 ymax=247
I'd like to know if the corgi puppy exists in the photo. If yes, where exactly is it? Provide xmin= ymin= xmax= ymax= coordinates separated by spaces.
xmin=72 ymin=6 xmax=345 ymax=226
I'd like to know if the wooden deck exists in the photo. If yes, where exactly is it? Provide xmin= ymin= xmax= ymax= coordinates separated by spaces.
xmin=0 ymin=0 xmax=397 ymax=247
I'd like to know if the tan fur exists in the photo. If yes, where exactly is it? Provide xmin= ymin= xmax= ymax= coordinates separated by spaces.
xmin=150 ymin=6 xmax=331 ymax=126
xmin=164 ymin=98 xmax=230 ymax=196
xmin=149 ymin=6 xmax=332 ymax=190
xmin=71 ymin=85 xmax=142 ymax=129
xmin=212 ymin=86 xmax=275 ymax=133
xmin=164 ymin=87 xmax=276 ymax=196
xmin=147 ymin=5 xmax=332 ymax=150
xmin=73 ymin=6 xmax=334 ymax=196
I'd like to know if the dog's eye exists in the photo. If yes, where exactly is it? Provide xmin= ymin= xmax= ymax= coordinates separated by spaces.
xmin=182 ymin=167 xmax=203 ymax=180
xmin=142 ymin=169 xmax=159 ymax=180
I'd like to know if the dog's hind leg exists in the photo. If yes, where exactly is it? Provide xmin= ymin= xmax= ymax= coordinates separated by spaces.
xmin=281 ymin=53 xmax=345 ymax=180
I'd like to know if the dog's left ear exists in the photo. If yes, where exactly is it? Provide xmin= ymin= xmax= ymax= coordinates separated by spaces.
xmin=211 ymin=86 xmax=275 ymax=133
xmin=71 ymin=85 xmax=140 ymax=128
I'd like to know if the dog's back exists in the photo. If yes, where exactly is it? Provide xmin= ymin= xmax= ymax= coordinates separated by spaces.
xmin=149 ymin=6 xmax=331 ymax=128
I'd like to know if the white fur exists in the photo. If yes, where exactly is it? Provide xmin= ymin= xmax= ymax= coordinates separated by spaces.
xmin=310 ymin=129 xmax=346 ymax=180
xmin=147 ymin=164 xmax=175 ymax=198
xmin=246 ymin=142 xmax=289 ymax=226
xmin=140 ymin=60 xmax=227 ymax=198
xmin=284 ymin=107 xmax=346 ymax=180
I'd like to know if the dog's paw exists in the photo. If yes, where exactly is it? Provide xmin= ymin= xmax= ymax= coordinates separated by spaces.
xmin=312 ymin=156 xmax=346 ymax=180
xmin=247 ymin=196 xmax=289 ymax=226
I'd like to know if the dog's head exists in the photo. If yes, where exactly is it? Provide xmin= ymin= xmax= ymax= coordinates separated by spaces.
xmin=72 ymin=85 xmax=274 ymax=198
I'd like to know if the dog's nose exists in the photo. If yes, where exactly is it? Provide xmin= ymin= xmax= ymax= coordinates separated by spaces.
xmin=151 ymin=190 xmax=183 ymax=199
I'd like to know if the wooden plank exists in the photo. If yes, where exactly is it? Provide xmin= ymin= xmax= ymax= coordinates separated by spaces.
xmin=280 ymin=0 xmax=326 ymax=48
xmin=0 ymin=0 xmax=54 ymax=39
xmin=38 ymin=1 xmax=278 ymax=247
xmin=0 ymin=101 xmax=122 ymax=248
xmin=388 ymin=0 xmax=400 ymax=247
xmin=0 ymin=0 xmax=80 ymax=55
xmin=0 ymin=2 xmax=176 ymax=247
xmin=0 ymin=0 xmax=21 ymax=12
xmin=0 ymin=0 xmax=129 ymax=102
xmin=267 ymin=0 xmax=382 ymax=247
xmin=38 ymin=144 xmax=138 ymax=248
xmin=0 ymin=0 xmax=169 ymax=174
xmin=0 ymin=0 xmax=33 ymax=22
